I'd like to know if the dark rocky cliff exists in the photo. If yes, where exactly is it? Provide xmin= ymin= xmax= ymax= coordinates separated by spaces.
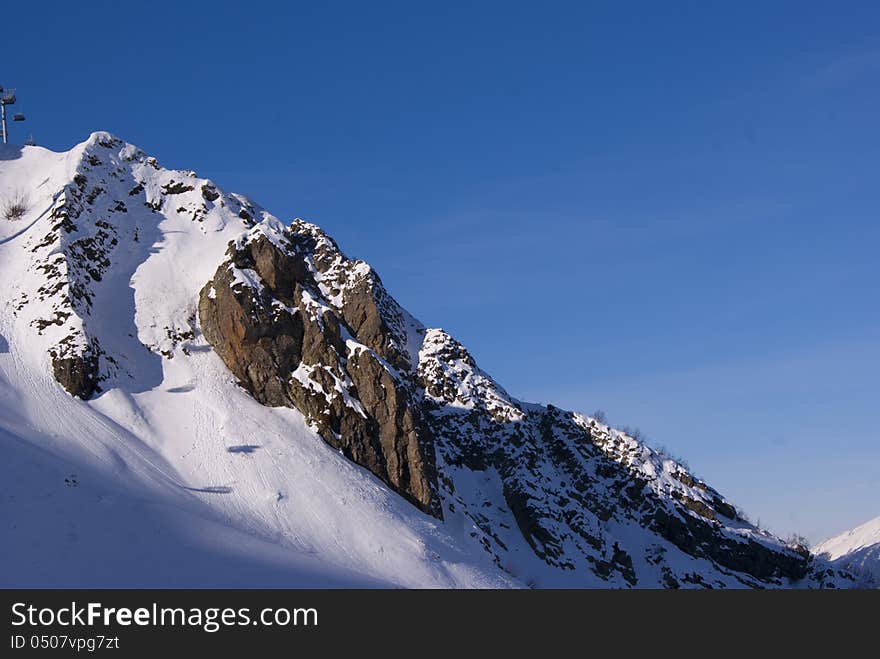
xmin=198 ymin=223 xmax=440 ymax=517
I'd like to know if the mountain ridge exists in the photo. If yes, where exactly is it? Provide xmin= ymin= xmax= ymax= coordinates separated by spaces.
xmin=0 ymin=133 xmax=857 ymax=588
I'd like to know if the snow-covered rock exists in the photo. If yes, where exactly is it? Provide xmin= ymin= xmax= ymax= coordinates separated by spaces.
xmin=0 ymin=134 xmax=856 ymax=588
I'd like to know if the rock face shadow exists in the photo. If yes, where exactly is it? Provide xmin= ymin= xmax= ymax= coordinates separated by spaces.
xmin=85 ymin=161 xmax=166 ymax=396
xmin=32 ymin=137 xmax=167 ymax=399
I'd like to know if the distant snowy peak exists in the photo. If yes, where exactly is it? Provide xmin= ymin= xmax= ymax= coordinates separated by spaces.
xmin=815 ymin=517 xmax=880 ymax=585
xmin=816 ymin=516 xmax=880 ymax=558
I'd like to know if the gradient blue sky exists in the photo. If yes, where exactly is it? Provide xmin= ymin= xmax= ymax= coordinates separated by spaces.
xmin=4 ymin=1 xmax=878 ymax=542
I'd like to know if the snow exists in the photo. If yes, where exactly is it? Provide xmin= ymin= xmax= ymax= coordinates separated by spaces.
xmin=291 ymin=362 xmax=367 ymax=419
xmin=229 ymin=266 xmax=265 ymax=293
xmin=816 ymin=516 xmax=880 ymax=559
xmin=814 ymin=517 xmax=880 ymax=585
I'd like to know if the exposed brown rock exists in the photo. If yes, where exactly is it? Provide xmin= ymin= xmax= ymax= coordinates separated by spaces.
xmin=198 ymin=234 xmax=440 ymax=517
xmin=51 ymin=349 xmax=99 ymax=400
xmin=340 ymin=277 xmax=409 ymax=372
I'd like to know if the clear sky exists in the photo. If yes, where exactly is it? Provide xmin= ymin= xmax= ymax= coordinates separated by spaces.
xmin=4 ymin=1 xmax=878 ymax=543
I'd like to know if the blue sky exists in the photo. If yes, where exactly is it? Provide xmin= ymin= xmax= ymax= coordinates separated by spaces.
xmin=4 ymin=1 xmax=878 ymax=542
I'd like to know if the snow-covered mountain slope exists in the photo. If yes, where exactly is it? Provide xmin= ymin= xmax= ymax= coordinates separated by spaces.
xmin=0 ymin=134 xmax=855 ymax=588
xmin=814 ymin=517 xmax=880 ymax=587
xmin=0 ymin=135 xmax=511 ymax=588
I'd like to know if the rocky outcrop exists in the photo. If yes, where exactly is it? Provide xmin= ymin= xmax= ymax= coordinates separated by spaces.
xmin=198 ymin=226 xmax=440 ymax=517
xmin=50 ymin=344 xmax=99 ymax=399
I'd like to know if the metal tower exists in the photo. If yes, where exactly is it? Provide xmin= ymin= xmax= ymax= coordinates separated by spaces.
xmin=0 ymin=85 xmax=26 ymax=144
